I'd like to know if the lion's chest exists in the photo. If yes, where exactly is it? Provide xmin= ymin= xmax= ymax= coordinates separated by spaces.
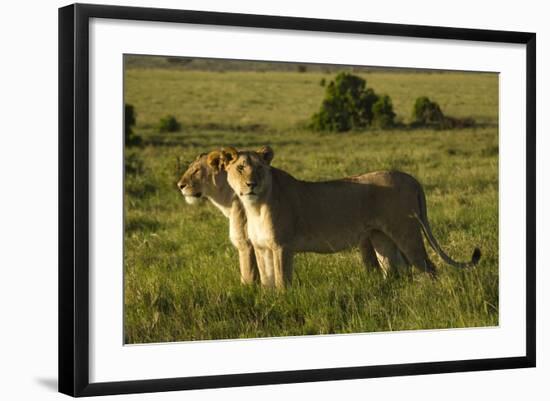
xmin=245 ymin=209 xmax=276 ymax=249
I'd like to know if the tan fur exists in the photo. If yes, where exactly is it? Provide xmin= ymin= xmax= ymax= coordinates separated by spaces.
xmin=177 ymin=152 xmax=258 ymax=284
xmin=223 ymin=146 xmax=481 ymax=288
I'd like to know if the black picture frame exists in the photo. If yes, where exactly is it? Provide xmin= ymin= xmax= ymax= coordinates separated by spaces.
xmin=58 ymin=3 xmax=536 ymax=397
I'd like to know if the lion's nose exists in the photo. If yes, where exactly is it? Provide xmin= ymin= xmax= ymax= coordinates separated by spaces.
xmin=246 ymin=181 xmax=257 ymax=189
xmin=178 ymin=183 xmax=186 ymax=190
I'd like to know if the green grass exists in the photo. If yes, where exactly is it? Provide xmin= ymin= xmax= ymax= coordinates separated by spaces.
xmin=124 ymin=65 xmax=499 ymax=344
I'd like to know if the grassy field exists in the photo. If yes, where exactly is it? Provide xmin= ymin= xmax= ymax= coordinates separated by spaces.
xmin=124 ymin=61 xmax=499 ymax=344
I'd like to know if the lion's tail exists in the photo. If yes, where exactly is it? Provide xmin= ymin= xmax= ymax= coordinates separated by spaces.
xmin=415 ymin=189 xmax=481 ymax=269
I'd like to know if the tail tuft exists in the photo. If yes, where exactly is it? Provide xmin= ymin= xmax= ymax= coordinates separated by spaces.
xmin=471 ymin=247 xmax=482 ymax=266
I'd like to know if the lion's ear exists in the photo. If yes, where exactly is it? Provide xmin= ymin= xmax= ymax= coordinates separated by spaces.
xmin=257 ymin=145 xmax=274 ymax=165
xmin=207 ymin=151 xmax=224 ymax=172
xmin=221 ymin=146 xmax=238 ymax=165
xmin=194 ymin=152 xmax=207 ymax=162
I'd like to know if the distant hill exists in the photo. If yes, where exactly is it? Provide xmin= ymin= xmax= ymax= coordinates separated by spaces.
xmin=124 ymin=54 xmax=493 ymax=75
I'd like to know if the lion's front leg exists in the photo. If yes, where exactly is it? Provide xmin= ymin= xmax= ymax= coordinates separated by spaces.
xmin=272 ymin=247 xmax=293 ymax=289
xmin=229 ymin=201 xmax=259 ymax=285
xmin=254 ymin=247 xmax=275 ymax=288
xmin=238 ymin=243 xmax=259 ymax=285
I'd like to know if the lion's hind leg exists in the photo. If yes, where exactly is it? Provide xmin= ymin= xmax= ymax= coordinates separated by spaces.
xmin=360 ymin=236 xmax=380 ymax=271
xmin=369 ymin=230 xmax=409 ymax=277
xmin=360 ymin=231 xmax=408 ymax=277
xmin=385 ymin=219 xmax=437 ymax=278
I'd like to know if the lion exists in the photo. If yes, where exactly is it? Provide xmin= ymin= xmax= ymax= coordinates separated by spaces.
xmin=221 ymin=145 xmax=481 ymax=288
xmin=178 ymin=151 xmax=405 ymax=286
xmin=177 ymin=152 xmax=259 ymax=284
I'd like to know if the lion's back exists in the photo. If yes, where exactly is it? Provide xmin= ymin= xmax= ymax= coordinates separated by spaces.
xmin=347 ymin=170 xmax=421 ymax=190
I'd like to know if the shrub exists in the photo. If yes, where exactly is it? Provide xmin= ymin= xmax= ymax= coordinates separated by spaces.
xmin=372 ymin=95 xmax=396 ymax=128
xmin=310 ymin=72 xmax=388 ymax=132
xmin=125 ymin=104 xmax=141 ymax=146
xmin=319 ymin=78 xmax=326 ymax=87
xmin=412 ymin=96 xmax=445 ymax=126
xmin=297 ymin=65 xmax=307 ymax=73
xmin=411 ymin=96 xmax=475 ymax=129
xmin=158 ymin=115 xmax=181 ymax=133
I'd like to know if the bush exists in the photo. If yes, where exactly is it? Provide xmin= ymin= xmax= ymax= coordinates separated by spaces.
xmin=412 ymin=96 xmax=445 ymax=126
xmin=158 ymin=115 xmax=181 ymax=133
xmin=411 ymin=96 xmax=475 ymax=129
xmin=125 ymin=104 xmax=141 ymax=146
xmin=311 ymin=72 xmax=391 ymax=132
xmin=372 ymin=95 xmax=396 ymax=128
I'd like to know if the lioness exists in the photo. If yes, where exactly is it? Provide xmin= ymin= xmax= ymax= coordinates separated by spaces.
xmin=177 ymin=152 xmax=259 ymax=284
xmin=222 ymin=145 xmax=481 ymax=288
xmin=178 ymin=151 xmax=404 ymax=286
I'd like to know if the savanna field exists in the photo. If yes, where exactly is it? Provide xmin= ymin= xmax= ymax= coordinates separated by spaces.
xmin=124 ymin=59 xmax=499 ymax=344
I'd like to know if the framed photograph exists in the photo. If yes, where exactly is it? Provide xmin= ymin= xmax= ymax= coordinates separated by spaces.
xmin=58 ymin=3 xmax=536 ymax=397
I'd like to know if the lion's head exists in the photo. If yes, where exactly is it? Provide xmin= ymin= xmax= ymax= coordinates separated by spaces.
xmin=223 ymin=145 xmax=274 ymax=204
xmin=177 ymin=150 xmax=227 ymax=205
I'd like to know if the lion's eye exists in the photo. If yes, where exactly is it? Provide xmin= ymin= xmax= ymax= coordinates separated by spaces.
xmin=191 ymin=169 xmax=199 ymax=176
xmin=237 ymin=165 xmax=244 ymax=173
